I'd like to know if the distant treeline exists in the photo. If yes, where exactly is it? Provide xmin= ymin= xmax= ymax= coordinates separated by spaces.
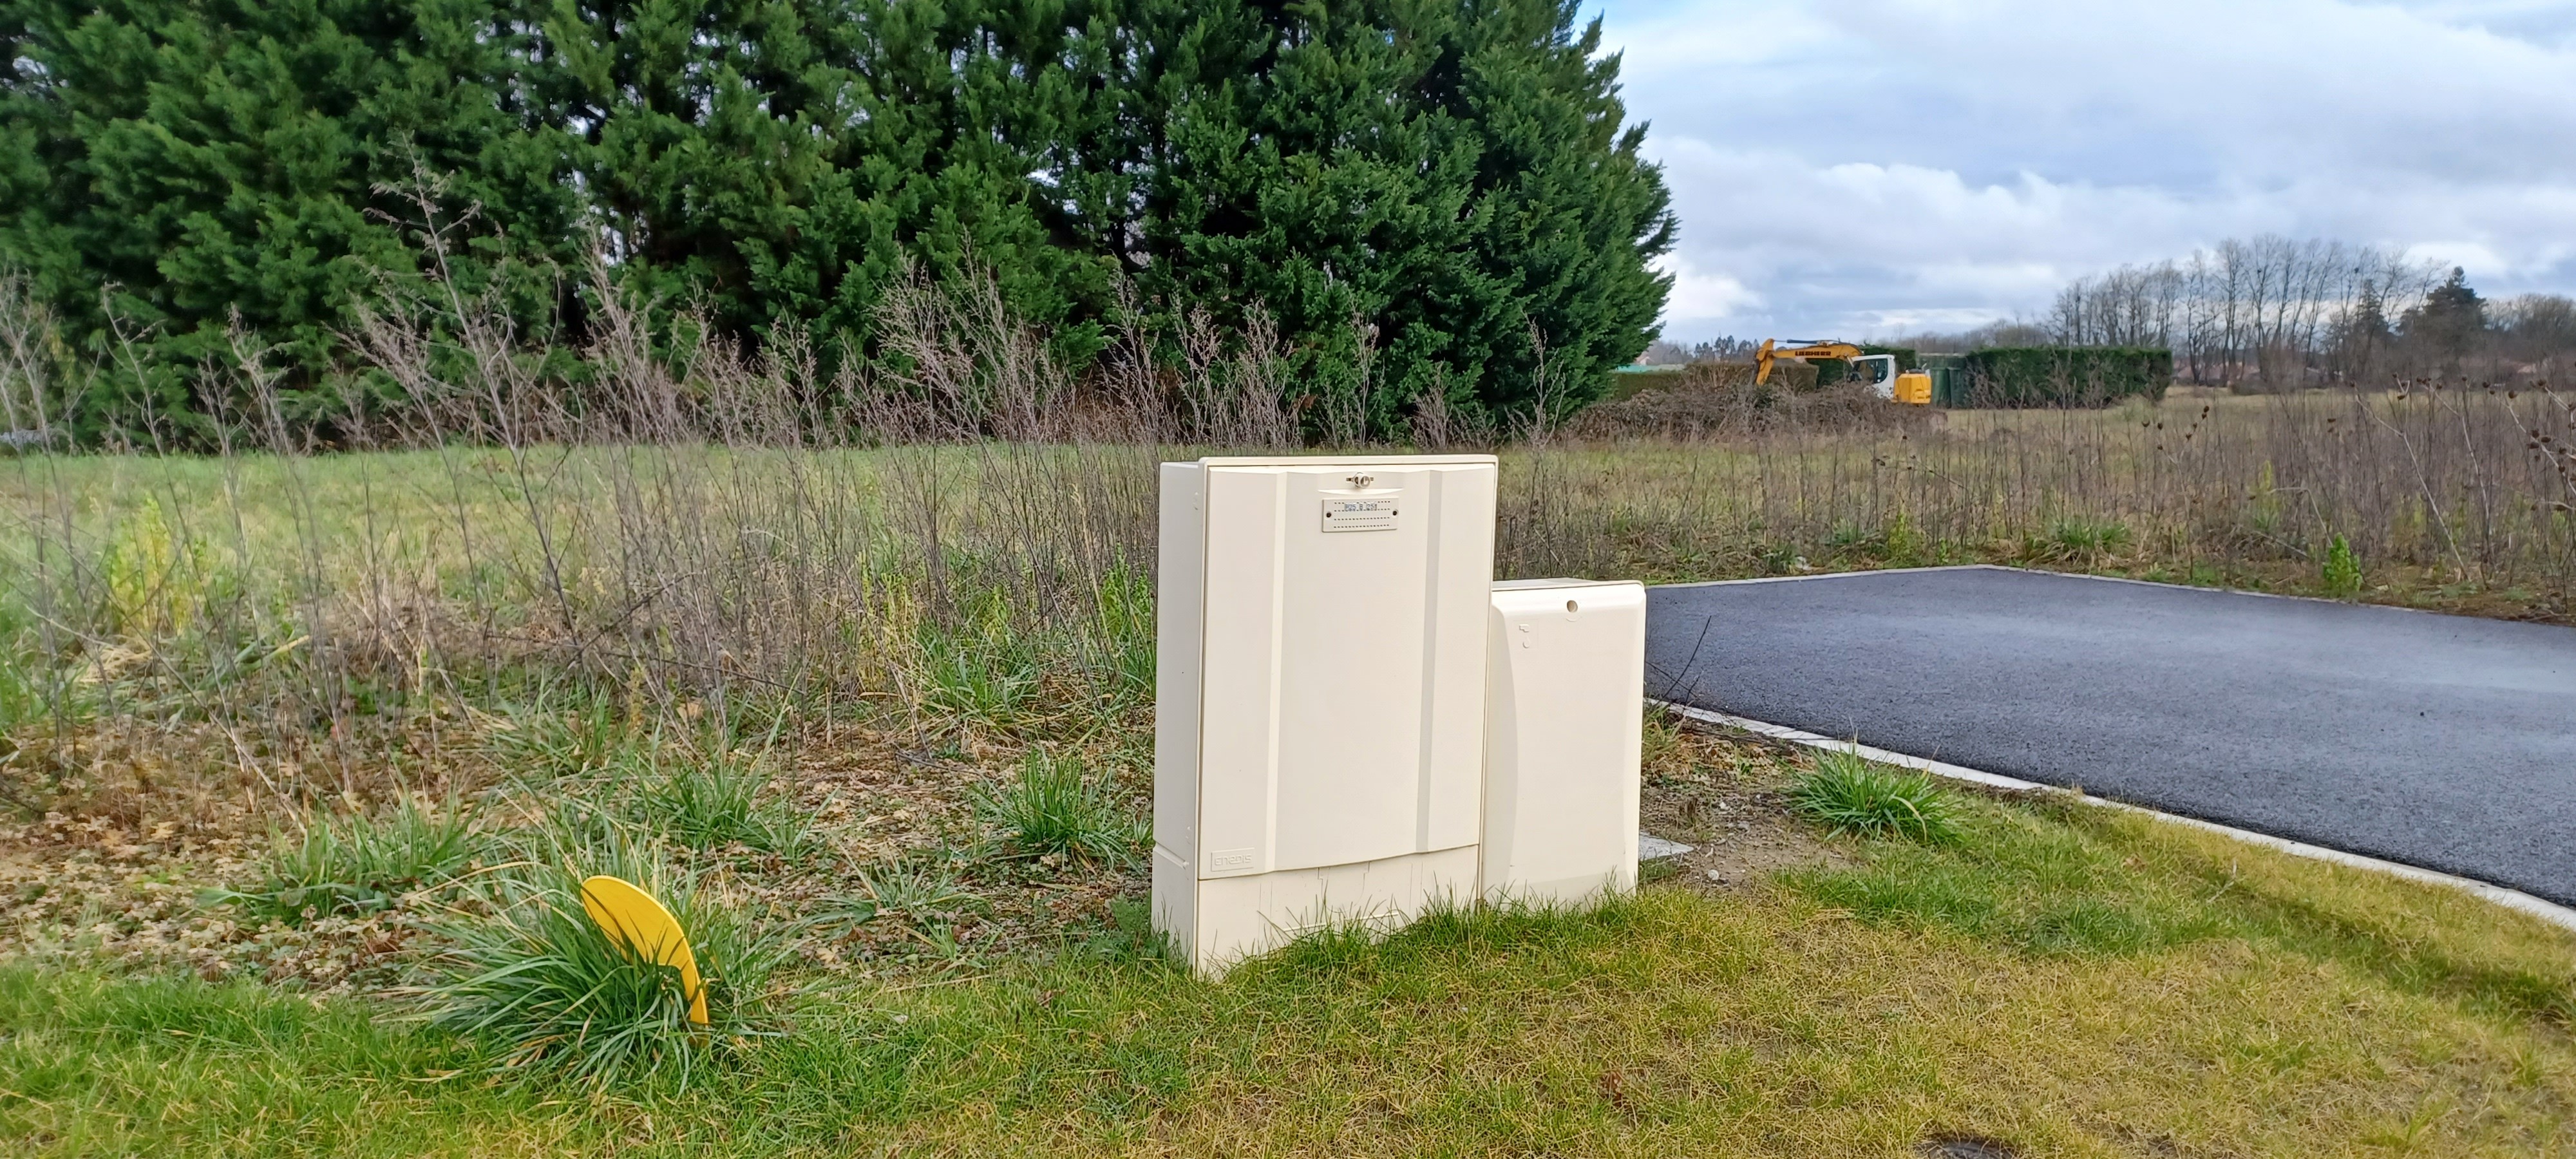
xmin=0 ymin=0 xmax=1674 ymax=439
xmin=2004 ymin=242 xmax=2571 ymax=390
xmin=1661 ymin=237 xmax=2576 ymax=393
xmin=2033 ymin=241 xmax=2575 ymax=390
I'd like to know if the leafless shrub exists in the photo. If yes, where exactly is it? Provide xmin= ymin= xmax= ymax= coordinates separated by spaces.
xmin=0 ymin=271 xmax=63 ymax=440
xmin=867 ymin=256 xmax=1060 ymax=442
xmin=7 ymin=215 xmax=2575 ymax=833
xmin=1519 ymin=381 xmax=2575 ymax=614
xmin=1408 ymin=368 xmax=1467 ymax=451
xmin=1169 ymin=303 xmax=1296 ymax=450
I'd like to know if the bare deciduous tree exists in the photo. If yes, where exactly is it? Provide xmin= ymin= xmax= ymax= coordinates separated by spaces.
xmin=2044 ymin=236 xmax=2443 ymax=390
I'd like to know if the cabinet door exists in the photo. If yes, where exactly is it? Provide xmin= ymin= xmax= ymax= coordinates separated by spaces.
xmin=1194 ymin=460 xmax=1495 ymax=876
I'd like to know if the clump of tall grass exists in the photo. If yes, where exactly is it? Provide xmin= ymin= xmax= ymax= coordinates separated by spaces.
xmin=486 ymin=692 xmax=630 ymax=783
xmin=974 ymin=748 xmax=1145 ymax=865
xmin=913 ymin=627 xmax=1044 ymax=728
xmin=2322 ymin=533 xmax=2363 ymax=598
xmin=623 ymin=741 xmax=810 ymax=857
xmin=496 ymin=709 xmax=811 ymax=857
xmin=207 ymin=798 xmax=482 ymax=923
xmin=1786 ymin=749 xmax=1962 ymax=844
xmin=2029 ymin=515 xmax=2133 ymax=564
xmin=422 ymin=825 xmax=792 ymax=1088
xmin=855 ymin=854 xmax=985 ymax=955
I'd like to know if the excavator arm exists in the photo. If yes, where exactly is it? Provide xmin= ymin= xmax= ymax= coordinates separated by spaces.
xmin=1754 ymin=339 xmax=1933 ymax=403
xmin=1754 ymin=339 xmax=1869 ymax=384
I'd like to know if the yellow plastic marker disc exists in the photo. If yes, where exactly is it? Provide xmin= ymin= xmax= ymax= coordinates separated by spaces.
xmin=580 ymin=874 xmax=710 ymax=1027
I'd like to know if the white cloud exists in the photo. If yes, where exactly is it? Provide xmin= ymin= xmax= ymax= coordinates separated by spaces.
xmin=1596 ymin=0 xmax=2576 ymax=339
xmin=1652 ymin=252 xmax=1765 ymax=330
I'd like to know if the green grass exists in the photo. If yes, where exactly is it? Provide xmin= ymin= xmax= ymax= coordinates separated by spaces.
xmin=2029 ymin=514 xmax=2135 ymax=563
xmin=915 ymin=627 xmax=1045 ymax=728
xmin=623 ymin=743 xmax=809 ymax=858
xmin=973 ymin=748 xmax=1146 ymax=864
xmin=1786 ymin=748 xmax=1964 ymax=843
xmin=487 ymin=692 xmax=630 ymax=783
xmin=1791 ymin=793 xmax=2225 ymax=957
xmin=2324 ymin=532 xmax=2364 ymax=598
xmin=421 ymin=825 xmax=795 ymax=1088
xmin=8 ymin=793 xmax=2575 ymax=1156
xmin=855 ymin=856 xmax=979 ymax=924
xmin=851 ymin=854 xmax=985 ymax=956
xmin=206 ymin=799 xmax=483 ymax=924
xmin=489 ymin=707 xmax=811 ymax=860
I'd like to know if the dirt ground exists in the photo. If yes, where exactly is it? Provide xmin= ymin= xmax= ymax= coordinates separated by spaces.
xmin=1636 ymin=712 xmax=1848 ymax=892
xmin=1 ymin=706 xmax=1836 ymax=992
xmin=0 ymin=713 xmax=1153 ymax=989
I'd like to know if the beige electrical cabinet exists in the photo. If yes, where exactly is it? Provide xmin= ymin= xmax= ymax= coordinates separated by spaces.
xmin=1153 ymin=455 xmax=1499 ymax=974
xmin=1479 ymin=579 xmax=1647 ymax=907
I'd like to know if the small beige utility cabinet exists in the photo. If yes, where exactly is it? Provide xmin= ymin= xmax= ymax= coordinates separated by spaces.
xmin=1153 ymin=455 xmax=1645 ymax=974
xmin=1480 ymin=578 xmax=1646 ymax=907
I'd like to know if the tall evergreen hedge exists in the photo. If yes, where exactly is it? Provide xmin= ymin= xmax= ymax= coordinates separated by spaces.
xmin=0 ymin=0 xmax=1676 ymax=437
xmin=1960 ymin=347 xmax=2172 ymax=408
xmin=1 ymin=0 xmax=582 ymax=431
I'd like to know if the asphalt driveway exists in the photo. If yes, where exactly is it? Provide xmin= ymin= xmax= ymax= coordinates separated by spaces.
xmin=1646 ymin=567 xmax=2576 ymax=906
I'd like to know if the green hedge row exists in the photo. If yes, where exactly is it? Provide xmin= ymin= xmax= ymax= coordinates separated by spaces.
xmin=1862 ymin=344 xmax=1922 ymax=372
xmin=1 ymin=0 xmax=1676 ymax=442
xmin=1958 ymin=347 xmax=2172 ymax=408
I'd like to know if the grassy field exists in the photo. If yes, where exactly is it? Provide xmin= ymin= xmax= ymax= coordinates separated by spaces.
xmin=6 ymin=738 xmax=2575 ymax=1156
xmin=5 ymin=390 xmax=2576 ymax=1154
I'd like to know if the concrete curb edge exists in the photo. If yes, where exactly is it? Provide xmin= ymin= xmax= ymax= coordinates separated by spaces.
xmin=1654 ymin=565 xmax=2503 ymax=623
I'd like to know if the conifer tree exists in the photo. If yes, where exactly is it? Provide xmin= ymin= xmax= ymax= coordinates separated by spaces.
xmin=2 ymin=0 xmax=577 ymax=426
xmin=5 ymin=0 xmax=1674 ymax=435
xmin=1046 ymin=0 xmax=1673 ymax=433
xmin=2401 ymin=266 xmax=2487 ymax=361
xmin=544 ymin=0 xmax=1096 ymax=348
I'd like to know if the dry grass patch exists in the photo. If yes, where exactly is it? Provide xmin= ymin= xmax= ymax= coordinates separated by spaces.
xmin=0 ymin=707 xmax=1151 ymax=989
xmin=6 ymin=732 xmax=2573 ymax=1157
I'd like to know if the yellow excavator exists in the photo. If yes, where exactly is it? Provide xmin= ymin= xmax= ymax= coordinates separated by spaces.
xmin=1755 ymin=339 xmax=1933 ymax=404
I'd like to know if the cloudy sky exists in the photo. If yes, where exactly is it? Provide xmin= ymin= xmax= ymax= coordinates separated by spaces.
xmin=1589 ymin=0 xmax=2576 ymax=342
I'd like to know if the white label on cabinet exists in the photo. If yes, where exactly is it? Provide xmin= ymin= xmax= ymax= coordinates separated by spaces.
xmin=1321 ymin=495 xmax=1400 ymax=532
